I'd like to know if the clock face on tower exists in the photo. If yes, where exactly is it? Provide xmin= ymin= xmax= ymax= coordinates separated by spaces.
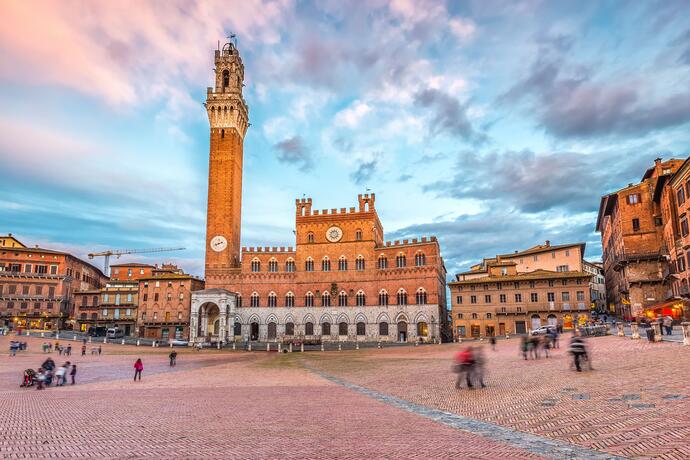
xmin=210 ymin=235 xmax=228 ymax=252
xmin=326 ymin=226 xmax=343 ymax=243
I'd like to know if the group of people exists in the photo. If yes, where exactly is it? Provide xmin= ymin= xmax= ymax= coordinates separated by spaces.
xmin=519 ymin=330 xmax=559 ymax=360
xmin=453 ymin=346 xmax=486 ymax=389
xmin=22 ymin=357 xmax=77 ymax=390
xmin=8 ymin=340 xmax=28 ymax=356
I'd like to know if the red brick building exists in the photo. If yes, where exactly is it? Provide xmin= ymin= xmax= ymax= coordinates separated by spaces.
xmin=191 ymin=42 xmax=447 ymax=344
xmin=0 ymin=234 xmax=107 ymax=330
xmin=596 ymin=158 xmax=686 ymax=320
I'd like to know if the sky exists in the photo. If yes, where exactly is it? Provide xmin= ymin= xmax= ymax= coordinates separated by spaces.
xmin=1 ymin=0 xmax=690 ymax=278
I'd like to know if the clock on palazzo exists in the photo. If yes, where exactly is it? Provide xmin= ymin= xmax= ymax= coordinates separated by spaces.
xmin=325 ymin=226 xmax=343 ymax=243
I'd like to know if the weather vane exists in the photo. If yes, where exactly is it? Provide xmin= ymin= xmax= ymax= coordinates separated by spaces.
xmin=227 ymin=33 xmax=238 ymax=47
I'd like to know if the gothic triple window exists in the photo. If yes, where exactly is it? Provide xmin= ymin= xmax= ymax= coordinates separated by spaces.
xmin=414 ymin=252 xmax=426 ymax=266
xmin=378 ymin=255 xmax=388 ymax=269
xmin=251 ymin=259 xmax=261 ymax=273
xmin=396 ymin=254 xmax=407 ymax=268
xmin=268 ymin=259 xmax=278 ymax=273
xmin=338 ymin=291 xmax=348 ymax=306
xmin=237 ymin=295 xmax=242 ymax=308
xmin=285 ymin=292 xmax=295 ymax=307
xmin=355 ymin=256 xmax=365 ymax=271
xmin=416 ymin=288 xmax=427 ymax=305
xmin=355 ymin=290 xmax=366 ymax=306
xmin=378 ymin=290 xmax=389 ymax=306
xmin=285 ymin=259 xmax=296 ymax=272
xmin=305 ymin=292 xmax=314 ymax=307
xmin=268 ymin=292 xmax=277 ymax=307
xmin=322 ymin=291 xmax=331 ymax=307
xmin=305 ymin=258 xmax=314 ymax=272
xmin=338 ymin=256 xmax=348 ymax=271
xmin=322 ymin=257 xmax=331 ymax=272
xmin=250 ymin=292 xmax=260 ymax=307
xmin=397 ymin=289 xmax=408 ymax=305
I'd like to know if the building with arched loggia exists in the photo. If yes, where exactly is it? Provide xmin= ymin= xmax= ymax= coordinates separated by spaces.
xmin=190 ymin=41 xmax=448 ymax=345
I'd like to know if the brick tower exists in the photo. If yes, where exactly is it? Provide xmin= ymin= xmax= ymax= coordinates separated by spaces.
xmin=204 ymin=42 xmax=249 ymax=275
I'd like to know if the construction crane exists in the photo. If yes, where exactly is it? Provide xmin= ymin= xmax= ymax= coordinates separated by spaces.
xmin=88 ymin=247 xmax=185 ymax=276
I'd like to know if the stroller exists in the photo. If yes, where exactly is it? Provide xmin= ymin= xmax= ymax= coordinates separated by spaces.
xmin=20 ymin=369 xmax=37 ymax=387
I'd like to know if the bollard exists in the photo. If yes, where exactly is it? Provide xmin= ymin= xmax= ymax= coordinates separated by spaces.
xmin=681 ymin=322 xmax=690 ymax=346
xmin=479 ymin=336 xmax=484 ymax=342
xmin=136 ymin=339 xmax=140 ymax=346
xmin=41 ymin=332 xmax=45 ymax=338
xmin=267 ymin=342 xmax=270 ymax=352
xmin=414 ymin=341 xmax=418 ymax=347
xmin=121 ymin=339 xmax=125 ymax=345
xmin=103 ymin=338 xmax=107 ymax=344
xmin=338 ymin=343 xmax=342 ymax=351
xmin=355 ymin=342 xmax=359 ymax=350
xmin=321 ymin=343 xmax=325 ymax=352
xmin=170 ymin=341 xmax=173 ymax=348
xmin=232 ymin=342 xmax=236 ymax=351
xmin=377 ymin=342 xmax=381 ymax=349
xmin=631 ymin=323 xmax=640 ymax=339
xmin=616 ymin=322 xmax=624 ymax=337
xmin=248 ymin=343 xmax=252 ymax=352
xmin=652 ymin=321 xmax=663 ymax=342
xmin=73 ymin=335 xmax=77 ymax=340
xmin=289 ymin=343 xmax=293 ymax=353
xmin=152 ymin=340 xmax=156 ymax=347
xmin=300 ymin=343 xmax=304 ymax=352
xmin=55 ymin=333 xmax=59 ymax=339
xmin=506 ymin=334 xmax=510 ymax=340
xmin=88 ymin=336 xmax=92 ymax=343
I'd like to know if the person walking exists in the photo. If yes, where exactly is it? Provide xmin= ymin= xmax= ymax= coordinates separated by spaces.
xmin=568 ymin=332 xmax=587 ymax=372
xmin=169 ymin=350 xmax=177 ymax=367
xmin=454 ymin=347 xmax=475 ymax=389
xmin=519 ymin=336 xmax=528 ymax=360
xmin=66 ymin=344 xmax=72 ymax=356
xmin=133 ymin=358 xmax=143 ymax=381
xmin=98 ymin=345 xmax=102 ymax=356
xmin=472 ymin=346 xmax=487 ymax=388
xmin=70 ymin=364 xmax=77 ymax=385
xmin=81 ymin=344 xmax=86 ymax=356
xmin=36 ymin=368 xmax=46 ymax=390
xmin=489 ymin=336 xmax=497 ymax=351
xmin=663 ymin=316 xmax=673 ymax=335
xmin=9 ymin=341 xmax=18 ymax=357
xmin=55 ymin=362 xmax=68 ymax=386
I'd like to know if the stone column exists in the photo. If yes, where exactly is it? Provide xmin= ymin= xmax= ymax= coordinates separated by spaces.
xmin=189 ymin=312 xmax=198 ymax=343
xmin=616 ymin=322 xmax=624 ymax=337
xmin=652 ymin=320 xmax=662 ymax=342
xmin=200 ymin=310 xmax=208 ymax=338
xmin=682 ymin=322 xmax=690 ymax=346
xmin=218 ymin=302 xmax=227 ymax=344
xmin=631 ymin=323 xmax=640 ymax=339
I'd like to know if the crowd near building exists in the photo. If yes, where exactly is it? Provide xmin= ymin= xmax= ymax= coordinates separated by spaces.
xmin=449 ymin=241 xmax=597 ymax=339
xmin=597 ymin=157 xmax=690 ymax=321
xmin=190 ymin=42 xmax=448 ymax=345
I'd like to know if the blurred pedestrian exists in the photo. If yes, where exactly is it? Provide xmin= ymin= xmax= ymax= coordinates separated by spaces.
xmin=519 ymin=336 xmax=528 ymax=360
xmin=133 ymin=358 xmax=143 ymax=381
xmin=66 ymin=344 xmax=72 ymax=356
xmin=9 ymin=341 xmax=18 ymax=357
xmin=489 ymin=336 xmax=497 ymax=351
xmin=98 ymin=345 xmax=102 ymax=356
xmin=663 ymin=316 xmax=673 ymax=335
xmin=568 ymin=332 xmax=587 ymax=372
xmin=70 ymin=364 xmax=77 ymax=385
xmin=472 ymin=346 xmax=487 ymax=388
xmin=169 ymin=350 xmax=177 ymax=367
xmin=36 ymin=368 xmax=46 ymax=390
xmin=454 ymin=346 xmax=475 ymax=389
xmin=55 ymin=362 xmax=67 ymax=386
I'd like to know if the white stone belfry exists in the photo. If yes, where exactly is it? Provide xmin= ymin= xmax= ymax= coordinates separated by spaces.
xmin=190 ymin=288 xmax=237 ymax=344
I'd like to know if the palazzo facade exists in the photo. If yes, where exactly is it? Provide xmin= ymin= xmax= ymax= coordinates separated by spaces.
xmin=191 ymin=42 xmax=447 ymax=344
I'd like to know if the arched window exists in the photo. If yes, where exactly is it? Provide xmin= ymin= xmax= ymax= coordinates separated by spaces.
xmin=457 ymin=313 xmax=463 ymax=319
xmin=268 ymin=258 xmax=278 ymax=272
xmin=222 ymin=69 xmax=230 ymax=88
xmin=396 ymin=253 xmax=407 ymax=268
xmin=322 ymin=322 xmax=331 ymax=335
xmin=285 ymin=322 xmax=295 ymax=335
xmin=415 ymin=252 xmax=426 ymax=266
xmin=486 ymin=312 xmax=492 ymax=319
xmin=267 ymin=292 xmax=277 ymax=307
xmin=250 ymin=292 xmax=260 ymax=307
xmin=322 ymin=257 xmax=331 ymax=272
xmin=356 ymin=322 xmax=366 ymax=336
xmin=355 ymin=230 xmax=362 ymax=241
xmin=322 ymin=291 xmax=331 ymax=307
xmin=80 ymin=313 xmax=87 ymax=320
xmin=285 ymin=292 xmax=295 ymax=307
xmin=234 ymin=322 xmax=242 ymax=336
xmin=471 ymin=313 xmax=478 ymax=319
xmin=356 ymin=255 xmax=365 ymax=271
xmin=251 ymin=258 xmax=261 ymax=273
xmin=356 ymin=290 xmax=366 ymax=306
xmin=236 ymin=295 xmax=242 ymax=308
xmin=305 ymin=322 xmax=314 ymax=335
xmin=417 ymin=322 xmax=428 ymax=337
xmin=338 ymin=322 xmax=348 ymax=336
xmin=338 ymin=256 xmax=348 ymax=271
xmin=415 ymin=288 xmax=427 ymax=305
xmin=307 ymin=232 xmax=314 ymax=243
xmin=338 ymin=291 xmax=348 ymax=306
xmin=378 ymin=290 xmax=389 ymax=306
xmin=305 ymin=292 xmax=314 ymax=307
xmin=267 ymin=322 xmax=277 ymax=339
xmin=397 ymin=289 xmax=408 ymax=305
xmin=378 ymin=255 xmax=388 ymax=269
xmin=285 ymin=259 xmax=295 ymax=272
xmin=305 ymin=257 xmax=314 ymax=272
xmin=379 ymin=322 xmax=389 ymax=336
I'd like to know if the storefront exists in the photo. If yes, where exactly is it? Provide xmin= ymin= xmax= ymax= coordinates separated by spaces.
xmin=641 ymin=300 xmax=687 ymax=321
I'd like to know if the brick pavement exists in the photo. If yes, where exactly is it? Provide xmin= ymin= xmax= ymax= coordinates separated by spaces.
xmin=302 ymin=336 xmax=690 ymax=460
xmin=0 ymin=336 xmax=543 ymax=459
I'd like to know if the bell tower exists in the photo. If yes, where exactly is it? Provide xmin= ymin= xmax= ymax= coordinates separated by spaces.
xmin=204 ymin=41 xmax=249 ymax=276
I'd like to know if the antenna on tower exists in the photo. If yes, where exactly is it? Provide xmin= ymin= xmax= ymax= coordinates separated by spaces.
xmin=227 ymin=33 xmax=238 ymax=47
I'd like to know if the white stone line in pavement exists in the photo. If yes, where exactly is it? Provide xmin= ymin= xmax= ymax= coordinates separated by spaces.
xmin=304 ymin=364 xmax=627 ymax=460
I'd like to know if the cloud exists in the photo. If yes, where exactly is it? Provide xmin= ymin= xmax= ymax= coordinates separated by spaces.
xmin=334 ymin=100 xmax=372 ymax=128
xmin=350 ymin=153 xmax=382 ymax=185
xmin=449 ymin=17 xmax=477 ymax=41
xmin=501 ymin=37 xmax=690 ymax=138
xmin=273 ymin=135 xmax=313 ymax=171
xmin=424 ymin=147 xmax=658 ymax=214
xmin=398 ymin=173 xmax=413 ymax=182
xmin=414 ymin=88 xmax=488 ymax=144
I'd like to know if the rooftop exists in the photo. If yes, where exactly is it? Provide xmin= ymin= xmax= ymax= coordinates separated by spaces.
xmin=449 ymin=269 xmax=591 ymax=285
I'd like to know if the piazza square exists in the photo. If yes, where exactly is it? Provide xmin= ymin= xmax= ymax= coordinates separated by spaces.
xmin=1 ymin=333 xmax=689 ymax=459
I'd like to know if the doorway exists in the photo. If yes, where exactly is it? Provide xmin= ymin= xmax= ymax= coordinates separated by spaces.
xmin=250 ymin=322 xmax=259 ymax=340
xmin=397 ymin=321 xmax=407 ymax=342
xmin=498 ymin=323 xmax=506 ymax=336
xmin=515 ymin=321 xmax=526 ymax=334
xmin=530 ymin=315 xmax=541 ymax=330
xmin=267 ymin=322 xmax=277 ymax=340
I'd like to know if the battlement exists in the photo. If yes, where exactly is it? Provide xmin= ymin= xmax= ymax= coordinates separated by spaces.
xmin=382 ymin=236 xmax=437 ymax=248
xmin=296 ymin=194 xmax=377 ymax=217
xmin=241 ymin=246 xmax=295 ymax=254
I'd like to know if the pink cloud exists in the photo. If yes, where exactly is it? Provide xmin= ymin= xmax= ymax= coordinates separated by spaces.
xmin=0 ymin=0 xmax=292 ymax=106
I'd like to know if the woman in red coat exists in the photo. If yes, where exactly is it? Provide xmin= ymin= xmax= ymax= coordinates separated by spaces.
xmin=133 ymin=358 xmax=143 ymax=381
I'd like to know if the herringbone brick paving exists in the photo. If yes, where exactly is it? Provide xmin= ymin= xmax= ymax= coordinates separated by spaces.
xmin=0 ymin=336 xmax=542 ymax=459
xmin=302 ymin=336 xmax=690 ymax=460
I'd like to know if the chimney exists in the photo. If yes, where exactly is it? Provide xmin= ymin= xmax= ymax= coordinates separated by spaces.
xmin=545 ymin=240 xmax=550 ymax=247
xmin=654 ymin=157 xmax=662 ymax=164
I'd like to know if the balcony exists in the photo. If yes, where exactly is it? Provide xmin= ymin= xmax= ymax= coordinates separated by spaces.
xmin=611 ymin=248 xmax=668 ymax=272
